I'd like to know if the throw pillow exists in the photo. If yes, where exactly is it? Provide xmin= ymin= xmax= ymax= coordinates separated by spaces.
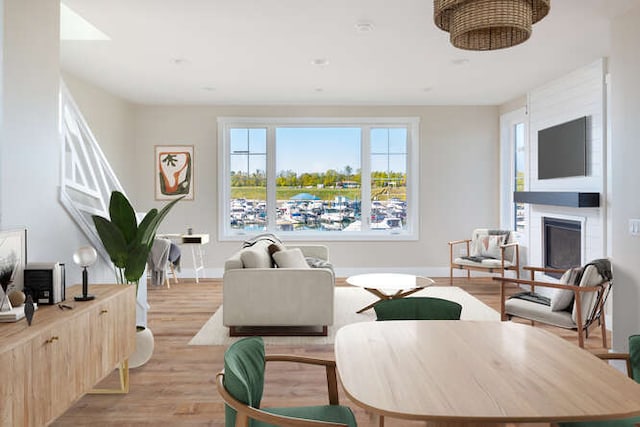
xmin=240 ymin=241 xmax=272 ymax=268
xmin=549 ymin=267 xmax=581 ymax=311
xmin=477 ymin=234 xmax=508 ymax=259
xmin=272 ymin=248 xmax=311 ymax=269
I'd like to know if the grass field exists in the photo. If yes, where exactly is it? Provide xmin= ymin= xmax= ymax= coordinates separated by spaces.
xmin=230 ymin=186 xmax=406 ymax=201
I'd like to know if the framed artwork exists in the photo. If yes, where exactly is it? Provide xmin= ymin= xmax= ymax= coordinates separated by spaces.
xmin=155 ymin=145 xmax=194 ymax=200
xmin=0 ymin=229 xmax=27 ymax=291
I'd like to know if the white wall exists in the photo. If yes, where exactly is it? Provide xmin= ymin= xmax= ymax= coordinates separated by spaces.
xmin=526 ymin=59 xmax=607 ymax=269
xmin=130 ymin=104 xmax=499 ymax=277
xmin=610 ymin=5 xmax=640 ymax=350
xmin=0 ymin=0 xmax=115 ymax=288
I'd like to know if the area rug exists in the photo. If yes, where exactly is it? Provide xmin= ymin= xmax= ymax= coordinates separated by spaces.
xmin=188 ymin=286 xmax=499 ymax=346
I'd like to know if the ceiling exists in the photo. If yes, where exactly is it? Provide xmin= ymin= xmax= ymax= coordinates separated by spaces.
xmin=59 ymin=0 xmax=638 ymax=106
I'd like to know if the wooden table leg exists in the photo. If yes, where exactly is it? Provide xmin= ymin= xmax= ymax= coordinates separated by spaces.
xmin=355 ymin=287 xmax=425 ymax=313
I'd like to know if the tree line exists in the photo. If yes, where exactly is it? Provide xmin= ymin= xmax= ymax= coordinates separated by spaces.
xmin=230 ymin=167 xmax=406 ymax=188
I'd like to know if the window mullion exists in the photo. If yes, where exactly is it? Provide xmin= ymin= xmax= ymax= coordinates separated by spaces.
xmin=361 ymin=126 xmax=372 ymax=231
xmin=266 ymin=125 xmax=277 ymax=231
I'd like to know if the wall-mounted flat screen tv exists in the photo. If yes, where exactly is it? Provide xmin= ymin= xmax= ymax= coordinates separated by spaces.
xmin=537 ymin=116 xmax=587 ymax=180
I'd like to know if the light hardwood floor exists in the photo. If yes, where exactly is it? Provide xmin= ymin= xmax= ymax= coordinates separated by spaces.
xmin=52 ymin=277 xmax=608 ymax=427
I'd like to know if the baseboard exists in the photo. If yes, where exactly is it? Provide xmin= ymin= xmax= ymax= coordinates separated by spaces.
xmin=195 ymin=266 xmax=505 ymax=279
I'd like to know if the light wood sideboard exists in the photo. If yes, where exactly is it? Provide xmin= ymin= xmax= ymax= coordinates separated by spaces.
xmin=0 ymin=284 xmax=136 ymax=427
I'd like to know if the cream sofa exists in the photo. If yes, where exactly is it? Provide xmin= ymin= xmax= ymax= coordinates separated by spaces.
xmin=222 ymin=240 xmax=334 ymax=336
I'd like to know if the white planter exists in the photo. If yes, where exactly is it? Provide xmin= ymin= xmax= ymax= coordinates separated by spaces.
xmin=129 ymin=326 xmax=154 ymax=368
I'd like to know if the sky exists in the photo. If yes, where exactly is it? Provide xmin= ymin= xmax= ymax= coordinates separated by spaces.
xmin=230 ymin=127 xmax=407 ymax=174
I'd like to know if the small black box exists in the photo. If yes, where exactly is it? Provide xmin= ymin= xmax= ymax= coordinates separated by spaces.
xmin=24 ymin=263 xmax=65 ymax=305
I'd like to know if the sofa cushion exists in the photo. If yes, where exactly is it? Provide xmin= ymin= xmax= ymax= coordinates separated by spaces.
xmin=273 ymin=248 xmax=310 ymax=268
xmin=240 ymin=241 xmax=272 ymax=268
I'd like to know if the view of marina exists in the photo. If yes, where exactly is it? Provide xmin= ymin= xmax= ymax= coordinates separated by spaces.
xmin=228 ymin=126 xmax=408 ymax=233
xmin=230 ymin=188 xmax=407 ymax=233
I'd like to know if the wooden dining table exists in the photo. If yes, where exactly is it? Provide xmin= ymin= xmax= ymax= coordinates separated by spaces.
xmin=334 ymin=320 xmax=640 ymax=426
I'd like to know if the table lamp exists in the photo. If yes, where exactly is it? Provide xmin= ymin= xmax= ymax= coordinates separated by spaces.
xmin=73 ymin=246 xmax=97 ymax=301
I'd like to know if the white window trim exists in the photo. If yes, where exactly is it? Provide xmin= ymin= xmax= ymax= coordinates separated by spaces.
xmin=499 ymin=107 xmax=528 ymax=233
xmin=218 ymin=117 xmax=420 ymax=241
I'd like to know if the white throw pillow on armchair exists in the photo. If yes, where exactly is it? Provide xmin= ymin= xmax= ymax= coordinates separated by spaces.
xmin=272 ymin=248 xmax=310 ymax=268
xmin=549 ymin=267 xmax=581 ymax=311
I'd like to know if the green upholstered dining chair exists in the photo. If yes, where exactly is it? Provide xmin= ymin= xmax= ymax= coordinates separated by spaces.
xmin=374 ymin=297 xmax=462 ymax=321
xmin=558 ymin=335 xmax=640 ymax=427
xmin=216 ymin=336 xmax=357 ymax=427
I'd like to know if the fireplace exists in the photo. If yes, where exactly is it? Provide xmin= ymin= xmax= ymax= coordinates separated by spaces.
xmin=543 ymin=217 xmax=582 ymax=278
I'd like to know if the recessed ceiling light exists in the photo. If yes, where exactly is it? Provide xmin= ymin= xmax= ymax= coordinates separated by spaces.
xmin=355 ymin=22 xmax=374 ymax=33
xmin=202 ymin=87 xmax=216 ymax=91
xmin=423 ymin=87 xmax=433 ymax=92
xmin=315 ymin=88 xmax=324 ymax=93
xmin=171 ymin=58 xmax=189 ymax=65
xmin=311 ymin=58 xmax=329 ymax=66
xmin=451 ymin=58 xmax=470 ymax=66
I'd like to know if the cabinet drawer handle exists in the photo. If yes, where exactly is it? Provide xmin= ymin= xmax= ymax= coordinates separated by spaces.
xmin=100 ymin=309 xmax=108 ymax=315
xmin=46 ymin=336 xmax=59 ymax=344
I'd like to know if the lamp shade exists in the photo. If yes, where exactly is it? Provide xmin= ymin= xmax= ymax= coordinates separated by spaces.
xmin=73 ymin=246 xmax=98 ymax=268
xmin=434 ymin=0 xmax=550 ymax=51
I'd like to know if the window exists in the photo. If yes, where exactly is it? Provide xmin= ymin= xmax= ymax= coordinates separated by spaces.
xmin=500 ymin=108 xmax=528 ymax=234
xmin=513 ymin=122 xmax=526 ymax=232
xmin=218 ymin=117 xmax=419 ymax=240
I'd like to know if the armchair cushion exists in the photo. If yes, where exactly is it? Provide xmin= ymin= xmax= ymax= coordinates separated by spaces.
xmin=550 ymin=267 xmax=581 ymax=311
xmin=571 ymin=264 xmax=605 ymax=325
xmin=223 ymin=336 xmax=265 ymax=425
xmin=454 ymin=257 xmax=514 ymax=268
xmin=262 ymin=405 xmax=357 ymax=427
xmin=505 ymin=298 xmax=577 ymax=329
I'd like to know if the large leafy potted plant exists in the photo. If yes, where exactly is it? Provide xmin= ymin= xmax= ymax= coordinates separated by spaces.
xmin=92 ymin=190 xmax=183 ymax=367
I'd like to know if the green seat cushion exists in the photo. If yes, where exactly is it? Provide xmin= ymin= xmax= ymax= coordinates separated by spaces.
xmin=374 ymin=297 xmax=462 ymax=321
xmin=258 ymin=405 xmax=357 ymax=427
xmin=558 ymin=416 xmax=640 ymax=427
xmin=223 ymin=337 xmax=266 ymax=427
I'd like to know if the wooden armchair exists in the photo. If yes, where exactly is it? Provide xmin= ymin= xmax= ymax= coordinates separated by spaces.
xmin=216 ymin=336 xmax=357 ymax=427
xmin=493 ymin=260 xmax=613 ymax=348
xmin=449 ymin=228 xmax=520 ymax=285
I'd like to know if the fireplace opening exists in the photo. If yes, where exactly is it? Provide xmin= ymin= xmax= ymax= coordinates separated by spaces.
xmin=544 ymin=217 xmax=582 ymax=278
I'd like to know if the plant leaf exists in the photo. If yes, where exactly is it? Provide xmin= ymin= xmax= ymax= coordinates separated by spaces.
xmin=135 ymin=209 xmax=158 ymax=248
xmin=92 ymin=215 xmax=128 ymax=268
xmin=109 ymin=191 xmax=137 ymax=244
xmin=124 ymin=243 xmax=149 ymax=283
xmin=139 ymin=196 xmax=184 ymax=247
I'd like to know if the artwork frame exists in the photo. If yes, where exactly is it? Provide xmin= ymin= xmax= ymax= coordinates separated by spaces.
xmin=0 ymin=228 xmax=27 ymax=292
xmin=155 ymin=145 xmax=194 ymax=201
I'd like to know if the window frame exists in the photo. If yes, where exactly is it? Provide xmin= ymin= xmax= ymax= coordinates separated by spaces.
xmin=218 ymin=116 xmax=420 ymax=241
xmin=499 ymin=107 xmax=529 ymax=234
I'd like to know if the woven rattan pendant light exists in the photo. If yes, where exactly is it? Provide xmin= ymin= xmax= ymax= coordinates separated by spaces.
xmin=434 ymin=0 xmax=550 ymax=50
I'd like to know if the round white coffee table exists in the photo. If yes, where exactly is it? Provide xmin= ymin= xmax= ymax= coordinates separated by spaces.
xmin=346 ymin=273 xmax=435 ymax=313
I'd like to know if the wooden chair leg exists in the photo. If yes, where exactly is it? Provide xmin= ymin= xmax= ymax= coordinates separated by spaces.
xmin=169 ymin=263 xmax=178 ymax=284
xmin=601 ymin=312 xmax=608 ymax=348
